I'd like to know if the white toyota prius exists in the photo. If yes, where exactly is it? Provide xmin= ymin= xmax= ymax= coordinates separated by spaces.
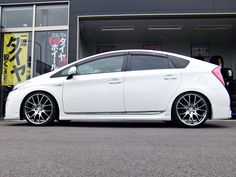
xmin=5 ymin=50 xmax=231 ymax=127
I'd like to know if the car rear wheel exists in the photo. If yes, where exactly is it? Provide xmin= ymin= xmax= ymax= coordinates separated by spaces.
xmin=22 ymin=92 xmax=57 ymax=125
xmin=172 ymin=92 xmax=210 ymax=127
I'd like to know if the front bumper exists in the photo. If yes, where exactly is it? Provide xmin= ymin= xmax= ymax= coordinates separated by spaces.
xmin=5 ymin=90 xmax=23 ymax=119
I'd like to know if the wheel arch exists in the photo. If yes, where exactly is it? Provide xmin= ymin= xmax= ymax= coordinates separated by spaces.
xmin=20 ymin=90 xmax=60 ymax=120
xmin=171 ymin=91 xmax=212 ymax=120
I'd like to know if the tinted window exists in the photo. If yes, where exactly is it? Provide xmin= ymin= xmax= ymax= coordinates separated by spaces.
xmin=77 ymin=56 xmax=124 ymax=75
xmin=170 ymin=56 xmax=189 ymax=68
xmin=51 ymin=66 xmax=70 ymax=78
xmin=130 ymin=55 xmax=169 ymax=71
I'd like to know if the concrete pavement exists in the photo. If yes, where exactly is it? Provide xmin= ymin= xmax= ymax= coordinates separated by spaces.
xmin=0 ymin=119 xmax=236 ymax=177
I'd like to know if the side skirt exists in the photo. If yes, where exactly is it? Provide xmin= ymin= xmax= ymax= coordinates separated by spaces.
xmin=59 ymin=111 xmax=171 ymax=121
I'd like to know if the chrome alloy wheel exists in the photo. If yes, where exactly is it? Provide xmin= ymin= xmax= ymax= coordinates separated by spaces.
xmin=175 ymin=93 xmax=208 ymax=126
xmin=24 ymin=93 xmax=53 ymax=125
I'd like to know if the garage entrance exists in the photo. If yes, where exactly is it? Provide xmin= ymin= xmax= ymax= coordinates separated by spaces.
xmin=78 ymin=14 xmax=236 ymax=115
xmin=78 ymin=14 xmax=236 ymax=75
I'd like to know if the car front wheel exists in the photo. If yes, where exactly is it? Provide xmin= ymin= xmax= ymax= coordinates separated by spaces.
xmin=172 ymin=92 xmax=210 ymax=127
xmin=22 ymin=92 xmax=57 ymax=125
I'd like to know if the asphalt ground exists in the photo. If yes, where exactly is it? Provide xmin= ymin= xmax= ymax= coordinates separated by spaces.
xmin=0 ymin=119 xmax=236 ymax=177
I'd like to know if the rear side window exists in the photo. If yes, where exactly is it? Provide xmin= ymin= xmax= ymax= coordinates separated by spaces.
xmin=129 ymin=55 xmax=169 ymax=71
xmin=170 ymin=56 xmax=189 ymax=68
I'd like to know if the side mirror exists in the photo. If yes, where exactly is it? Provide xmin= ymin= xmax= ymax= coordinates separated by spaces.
xmin=67 ymin=66 xmax=77 ymax=80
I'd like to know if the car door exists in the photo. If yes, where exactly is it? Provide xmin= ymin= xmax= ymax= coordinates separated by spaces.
xmin=62 ymin=55 xmax=126 ymax=113
xmin=124 ymin=53 xmax=182 ymax=112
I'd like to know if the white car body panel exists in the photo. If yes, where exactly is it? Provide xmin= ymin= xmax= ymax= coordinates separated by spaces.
xmin=63 ymin=72 xmax=125 ymax=113
xmin=124 ymin=69 xmax=181 ymax=111
xmin=5 ymin=50 xmax=231 ymax=123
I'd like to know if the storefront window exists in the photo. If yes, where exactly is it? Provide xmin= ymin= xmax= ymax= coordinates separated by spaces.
xmin=1 ymin=6 xmax=33 ymax=28
xmin=34 ymin=31 xmax=68 ymax=76
xmin=0 ymin=3 xmax=69 ymax=117
xmin=36 ymin=4 xmax=68 ymax=27
xmin=1 ymin=32 xmax=32 ymax=86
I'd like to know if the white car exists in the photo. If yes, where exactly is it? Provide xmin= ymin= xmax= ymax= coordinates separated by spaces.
xmin=5 ymin=50 xmax=231 ymax=127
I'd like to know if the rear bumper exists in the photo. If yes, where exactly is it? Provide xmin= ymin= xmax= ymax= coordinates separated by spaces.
xmin=211 ymin=106 xmax=231 ymax=119
xmin=208 ymin=88 xmax=231 ymax=119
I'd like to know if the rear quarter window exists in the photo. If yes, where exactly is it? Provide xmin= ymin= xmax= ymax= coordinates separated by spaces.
xmin=170 ymin=56 xmax=190 ymax=68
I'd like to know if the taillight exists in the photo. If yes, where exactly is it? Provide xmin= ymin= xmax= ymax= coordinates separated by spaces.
xmin=212 ymin=66 xmax=225 ymax=86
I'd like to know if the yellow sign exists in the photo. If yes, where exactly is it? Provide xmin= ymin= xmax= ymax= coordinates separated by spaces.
xmin=1 ymin=33 xmax=29 ymax=86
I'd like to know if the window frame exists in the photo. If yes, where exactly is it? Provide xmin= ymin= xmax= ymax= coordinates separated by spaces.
xmin=51 ymin=52 xmax=128 ymax=78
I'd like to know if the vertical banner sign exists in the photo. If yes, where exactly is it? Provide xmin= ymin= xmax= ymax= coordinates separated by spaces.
xmin=48 ymin=32 xmax=67 ymax=71
xmin=2 ymin=33 xmax=29 ymax=86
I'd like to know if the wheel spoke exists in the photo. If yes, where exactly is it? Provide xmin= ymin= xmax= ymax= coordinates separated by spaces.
xmin=183 ymin=97 xmax=189 ymax=105
xmin=43 ymin=104 xmax=52 ymax=107
xmin=27 ymin=101 xmax=35 ymax=106
xmin=42 ymin=111 xmax=50 ymax=117
xmin=39 ymin=113 xmax=45 ymax=122
xmin=39 ymin=95 xmax=45 ymax=105
xmin=33 ymin=113 xmax=37 ymax=122
xmin=193 ymin=95 xmax=196 ymax=105
xmin=177 ymin=107 xmax=186 ymax=109
xmin=178 ymin=101 xmax=186 ymax=108
xmin=183 ymin=114 xmax=188 ymax=119
xmin=196 ymin=108 xmax=206 ymax=111
xmin=195 ymin=112 xmax=203 ymax=118
xmin=194 ymin=114 xmax=200 ymax=122
xmin=196 ymin=104 xmax=206 ymax=109
xmin=178 ymin=112 xmax=186 ymax=115
xmin=37 ymin=94 xmax=40 ymax=104
xmin=193 ymin=99 xmax=202 ymax=107
xmin=42 ymin=99 xmax=50 ymax=106
xmin=188 ymin=114 xmax=192 ymax=123
xmin=25 ymin=105 xmax=33 ymax=109
xmin=31 ymin=96 xmax=36 ymax=105
xmin=26 ymin=109 xmax=34 ymax=114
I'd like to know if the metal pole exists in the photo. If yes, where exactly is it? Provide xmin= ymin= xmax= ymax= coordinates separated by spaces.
xmin=0 ymin=6 xmax=3 ymax=119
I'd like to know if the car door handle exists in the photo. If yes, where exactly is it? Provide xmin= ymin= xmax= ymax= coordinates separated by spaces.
xmin=108 ymin=78 xmax=123 ymax=84
xmin=163 ymin=74 xmax=177 ymax=80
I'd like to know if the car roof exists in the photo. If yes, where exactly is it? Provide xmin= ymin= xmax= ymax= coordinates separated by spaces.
xmin=80 ymin=49 xmax=193 ymax=62
xmin=50 ymin=49 xmax=215 ymax=76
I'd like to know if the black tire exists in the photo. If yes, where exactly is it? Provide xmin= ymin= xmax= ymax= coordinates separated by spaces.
xmin=22 ymin=92 xmax=57 ymax=126
xmin=172 ymin=92 xmax=210 ymax=128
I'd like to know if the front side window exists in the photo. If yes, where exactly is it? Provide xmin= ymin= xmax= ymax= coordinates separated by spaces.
xmin=51 ymin=55 xmax=125 ymax=78
xmin=1 ymin=6 xmax=33 ymax=28
xmin=130 ymin=55 xmax=169 ymax=71
xmin=77 ymin=56 xmax=124 ymax=75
